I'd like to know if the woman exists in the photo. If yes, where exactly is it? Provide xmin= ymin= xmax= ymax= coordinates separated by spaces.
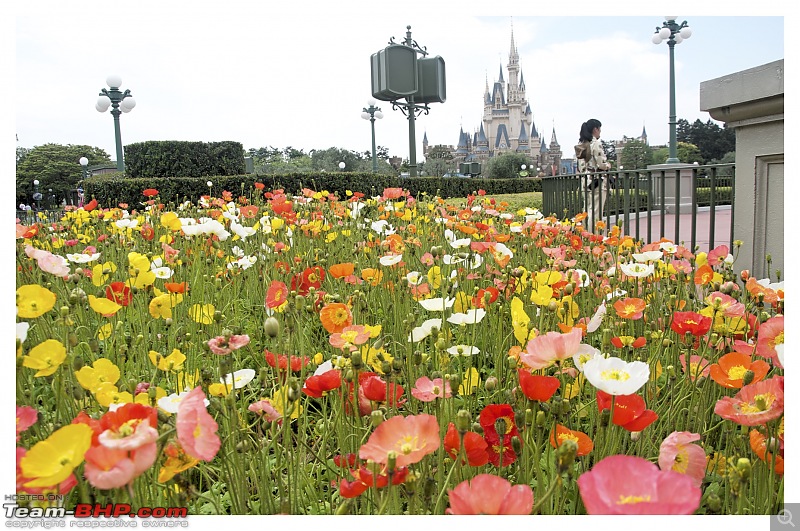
xmin=576 ymin=119 xmax=611 ymax=231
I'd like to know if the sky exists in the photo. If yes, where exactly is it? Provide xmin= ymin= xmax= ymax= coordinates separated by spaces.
xmin=8 ymin=3 xmax=787 ymax=168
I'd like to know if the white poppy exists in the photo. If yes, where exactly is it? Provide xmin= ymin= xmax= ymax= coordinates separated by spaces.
xmin=605 ymin=288 xmax=628 ymax=301
xmin=659 ymin=242 xmax=678 ymax=254
xmin=419 ymin=297 xmax=455 ymax=312
xmin=158 ymin=389 xmax=209 ymax=414
xmin=406 ymin=271 xmax=424 ymax=286
xmin=115 ymin=218 xmax=138 ymax=229
xmin=66 ymin=252 xmax=101 ymax=263
xmin=582 ymin=356 xmax=650 ymax=395
xmin=572 ymin=346 xmax=602 ymax=372
xmin=447 ymin=308 xmax=486 ymax=325
xmin=409 ymin=318 xmax=442 ymax=342
xmin=222 ymin=368 xmax=256 ymax=389
xmin=379 ymin=254 xmax=403 ymax=267
xmin=16 ymin=322 xmax=29 ymax=343
xmin=632 ymin=250 xmax=663 ymax=262
xmin=776 ymin=343 xmax=784 ymax=368
xmin=446 ymin=345 xmax=481 ymax=357
xmin=230 ymin=220 xmax=256 ymax=239
xmin=449 ymin=238 xmax=472 ymax=249
xmin=572 ymin=268 xmax=591 ymax=287
xmin=619 ymin=262 xmax=655 ymax=278
xmin=586 ymin=302 xmax=606 ymax=333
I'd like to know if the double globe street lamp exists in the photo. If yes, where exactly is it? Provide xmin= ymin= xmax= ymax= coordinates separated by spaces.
xmin=361 ymin=99 xmax=384 ymax=172
xmin=652 ymin=17 xmax=692 ymax=164
xmin=96 ymin=75 xmax=136 ymax=172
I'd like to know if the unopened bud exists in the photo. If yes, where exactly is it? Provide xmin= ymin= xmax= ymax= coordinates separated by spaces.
xmin=706 ymin=493 xmax=722 ymax=513
xmin=350 ymin=352 xmax=363 ymax=369
xmin=736 ymin=458 xmax=751 ymax=480
xmin=264 ymin=317 xmax=280 ymax=338
xmin=536 ymin=411 xmax=546 ymax=427
xmin=547 ymin=300 xmax=559 ymax=313
xmin=387 ymin=450 xmax=397 ymax=474
xmin=630 ymin=431 xmax=641 ymax=442
xmin=485 ymin=376 xmax=498 ymax=392
xmin=59 ymin=306 xmax=70 ymax=317
xmin=524 ymin=408 xmax=534 ymax=427
xmin=511 ymin=435 xmax=522 ymax=454
xmin=556 ymin=438 xmax=578 ymax=472
xmin=72 ymin=356 xmax=84 ymax=371
xmin=371 ymin=409 xmax=384 ymax=428
xmin=67 ymin=332 xmax=78 ymax=347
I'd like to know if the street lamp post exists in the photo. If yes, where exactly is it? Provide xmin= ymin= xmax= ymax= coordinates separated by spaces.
xmin=95 ymin=75 xmax=136 ymax=172
xmin=361 ymin=99 xmax=384 ymax=172
xmin=652 ymin=17 xmax=692 ymax=164
xmin=338 ymin=161 xmax=346 ymax=171
xmin=520 ymin=164 xmax=528 ymax=178
xmin=32 ymin=180 xmax=41 ymax=211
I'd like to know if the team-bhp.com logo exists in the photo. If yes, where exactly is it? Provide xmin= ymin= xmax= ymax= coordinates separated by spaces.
xmin=4 ymin=497 xmax=188 ymax=528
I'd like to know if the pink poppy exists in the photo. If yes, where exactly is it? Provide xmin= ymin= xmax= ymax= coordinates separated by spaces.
xmin=714 ymin=376 xmax=784 ymax=426
xmin=177 ymin=387 xmax=221 ymax=461
xmin=16 ymin=406 xmax=37 ymax=441
xmin=358 ymin=414 xmax=440 ymax=468
xmin=707 ymin=244 xmax=729 ymax=266
xmin=420 ymin=252 xmax=434 ymax=266
xmin=411 ymin=376 xmax=452 ymax=402
xmin=519 ymin=328 xmax=583 ymax=370
xmin=83 ymin=445 xmax=137 ymax=490
xmin=161 ymin=242 xmax=180 ymax=264
xmin=756 ymin=315 xmax=783 ymax=366
xmin=207 ymin=334 xmax=250 ymax=355
xmin=679 ymin=354 xmax=711 ymax=381
xmin=578 ymin=454 xmax=702 ymax=514
xmin=446 ymin=474 xmax=533 ymax=515
xmin=329 ymin=325 xmax=371 ymax=352
xmin=248 ymin=400 xmax=282 ymax=422
xmin=25 ymin=244 xmax=70 ymax=277
xmin=382 ymin=187 xmax=404 ymax=200
xmin=658 ymin=431 xmax=706 ymax=488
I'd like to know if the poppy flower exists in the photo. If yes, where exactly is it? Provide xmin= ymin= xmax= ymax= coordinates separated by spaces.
xmin=302 ymin=368 xmax=342 ymax=398
xmin=139 ymin=224 xmax=155 ymax=241
xmin=519 ymin=328 xmax=583 ymax=370
xmin=319 ymin=302 xmax=353 ymax=333
xmin=98 ymin=403 xmax=158 ymax=452
xmin=358 ymin=413 xmax=440 ymax=468
xmin=207 ymin=334 xmax=250 ymax=356
xmin=23 ymin=339 xmax=67 ymax=377
xmin=443 ymin=423 xmax=489 ymax=467
xmin=446 ymin=474 xmax=533 ymax=515
xmin=709 ymin=352 xmax=770 ymax=389
xmin=596 ymin=390 xmax=658 ymax=432
xmin=480 ymin=404 xmax=520 ymax=467
xmin=265 ymin=350 xmax=311 ymax=372
xmin=577 ymin=455 xmax=701 ymax=514
xmin=472 ymin=287 xmax=499 ymax=308
xmin=16 ymin=447 xmax=78 ymax=495
xmin=582 ymin=356 xmax=650 ymax=396
xmin=106 ymin=281 xmax=132 ymax=306
xmin=679 ymin=354 xmax=711 ymax=382
xmin=756 ymin=315 xmax=783 ymax=364
xmin=164 ymin=281 xmax=188 ymax=294
xmin=157 ymin=440 xmax=200 ymax=483
xmin=329 ymin=325 xmax=371 ymax=352
xmin=239 ymin=205 xmax=259 ymax=219
xmin=329 ymin=262 xmax=355 ymax=279
xmin=411 ymin=376 xmax=452 ymax=402
xmin=658 ymin=431 xmax=706 ymax=488
xmin=360 ymin=373 xmax=404 ymax=405
xmin=517 ymin=369 xmax=560 ymax=402
xmin=16 ymin=285 xmax=57 ymax=319
xmin=361 ymin=268 xmax=384 ymax=286
xmin=16 ymin=406 xmax=38 ymax=441
xmin=749 ymin=429 xmax=783 ymax=475
xmin=671 ymin=311 xmax=713 ymax=337
xmin=84 ymin=198 xmax=98 ymax=211
xmin=265 ymin=280 xmax=289 ymax=310
xmin=613 ymin=297 xmax=647 ymax=320
xmin=550 ymin=424 xmax=594 ymax=456
xmin=610 ymin=335 xmax=647 ymax=349
xmin=254 ymin=182 xmax=265 ymax=190
xmin=83 ymin=445 xmax=137 ymax=490
xmin=176 ymin=387 xmax=220 ymax=462
xmin=19 ymin=423 xmax=94 ymax=488
xmin=714 ymin=376 xmax=784 ymax=426
xmin=142 ymin=188 xmax=159 ymax=198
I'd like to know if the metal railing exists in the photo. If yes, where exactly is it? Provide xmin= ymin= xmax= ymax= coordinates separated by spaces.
xmin=16 ymin=210 xmax=67 ymax=226
xmin=541 ymin=163 xmax=735 ymax=252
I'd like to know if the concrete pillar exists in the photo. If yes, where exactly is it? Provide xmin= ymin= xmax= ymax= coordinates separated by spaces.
xmin=700 ymin=59 xmax=784 ymax=279
xmin=648 ymin=163 xmax=695 ymax=214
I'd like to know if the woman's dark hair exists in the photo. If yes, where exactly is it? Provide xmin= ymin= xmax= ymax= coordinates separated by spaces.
xmin=579 ymin=119 xmax=602 ymax=143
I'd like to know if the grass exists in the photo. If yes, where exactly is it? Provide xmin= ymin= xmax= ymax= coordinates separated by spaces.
xmin=444 ymin=191 xmax=543 ymax=212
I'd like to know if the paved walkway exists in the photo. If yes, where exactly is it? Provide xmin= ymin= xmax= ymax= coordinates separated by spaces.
xmin=609 ymin=205 xmax=732 ymax=252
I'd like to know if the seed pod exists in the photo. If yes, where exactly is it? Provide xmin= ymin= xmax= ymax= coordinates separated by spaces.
xmin=264 ymin=317 xmax=280 ymax=338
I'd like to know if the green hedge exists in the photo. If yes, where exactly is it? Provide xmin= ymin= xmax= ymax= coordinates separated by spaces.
xmin=83 ymin=173 xmax=543 ymax=207
xmin=123 ymin=141 xmax=246 ymax=178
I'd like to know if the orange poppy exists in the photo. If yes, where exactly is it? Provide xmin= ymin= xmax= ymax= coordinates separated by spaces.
xmin=694 ymin=264 xmax=715 ymax=285
xmin=455 ymin=224 xmax=478 ymax=235
xmin=164 ymin=282 xmax=188 ymax=294
xmin=329 ymin=262 xmax=355 ymax=279
xmin=557 ymin=322 xmax=587 ymax=337
xmin=361 ymin=268 xmax=383 ymax=286
xmin=490 ymin=233 xmax=511 ymax=243
xmin=142 ymin=188 xmax=159 ymax=197
xmin=613 ymin=297 xmax=646 ymax=320
xmin=254 ymin=182 xmax=265 ymax=190
xmin=84 ymin=198 xmax=98 ymax=211
xmin=319 ymin=302 xmax=353 ymax=334
xmin=709 ymin=351 xmax=770 ymax=389
xmin=749 ymin=429 xmax=783 ymax=475
xmin=549 ymin=424 xmax=593 ymax=456
xmin=745 ymin=277 xmax=780 ymax=305
xmin=239 ymin=205 xmax=259 ymax=219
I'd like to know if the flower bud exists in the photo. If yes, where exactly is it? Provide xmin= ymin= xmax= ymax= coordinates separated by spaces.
xmin=386 ymin=450 xmax=397 ymax=474
xmin=511 ymin=435 xmax=522 ymax=454
xmin=455 ymin=410 xmax=471 ymax=434
xmin=630 ymin=431 xmax=641 ymax=442
xmin=67 ymin=332 xmax=78 ymax=348
xmin=59 ymin=306 xmax=70 ymax=317
xmin=471 ymin=422 xmax=483 ymax=434
xmin=740 ymin=269 xmax=750 ymax=282
xmin=485 ymin=376 xmax=498 ymax=392
xmin=736 ymin=458 xmax=751 ymax=481
xmin=536 ymin=410 xmax=546 ymax=427
xmin=706 ymin=493 xmax=722 ymax=513
xmin=264 ymin=317 xmax=280 ymax=338
xmin=524 ymin=408 xmax=534 ymax=427
xmin=371 ymin=409 xmax=384 ymax=428
xmin=547 ymin=300 xmax=559 ymax=313
xmin=351 ymin=352 xmax=363 ymax=370
xmin=556 ymin=438 xmax=578 ymax=472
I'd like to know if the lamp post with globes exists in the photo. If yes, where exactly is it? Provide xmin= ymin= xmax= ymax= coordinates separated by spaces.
xmin=361 ymin=99 xmax=384 ymax=172
xmin=339 ymin=162 xmax=346 ymax=171
xmin=651 ymin=17 xmax=692 ymax=164
xmin=32 ymin=180 xmax=41 ymax=211
xmin=95 ymin=75 xmax=136 ymax=172
xmin=520 ymin=164 xmax=528 ymax=178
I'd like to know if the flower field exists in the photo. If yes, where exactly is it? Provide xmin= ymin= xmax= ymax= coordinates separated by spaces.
xmin=15 ymin=185 xmax=784 ymax=515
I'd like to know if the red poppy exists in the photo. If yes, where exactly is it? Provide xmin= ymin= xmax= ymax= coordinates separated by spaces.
xmin=265 ymin=350 xmax=310 ymax=372
xmin=142 ymin=188 xmax=159 ymax=198
xmin=479 ymin=404 xmax=520 ymax=467
xmin=265 ymin=280 xmax=288 ymax=309
xmin=596 ymin=390 xmax=658 ymax=432
xmin=139 ymin=224 xmax=155 ymax=241
xmin=610 ymin=336 xmax=647 ymax=349
xmin=332 ymin=453 xmax=357 ymax=468
xmin=443 ymin=423 xmax=489 ymax=467
xmin=291 ymin=266 xmax=325 ymax=296
xmin=472 ymin=287 xmax=500 ymax=308
xmin=99 ymin=402 xmax=158 ymax=433
xmin=84 ymin=199 xmax=98 ymax=212
xmin=671 ymin=311 xmax=713 ymax=337
xmin=517 ymin=369 xmax=560 ymax=402
xmin=106 ymin=281 xmax=132 ymax=306
xmin=336 ymin=477 xmax=369 ymax=499
xmin=302 ymin=369 xmax=342 ymax=398
xmin=22 ymin=225 xmax=40 ymax=239
xmin=550 ymin=424 xmax=594 ymax=456
xmin=254 ymin=182 xmax=265 ymax=191
xmin=239 ymin=205 xmax=259 ymax=219
xmin=360 ymin=374 xmax=404 ymax=405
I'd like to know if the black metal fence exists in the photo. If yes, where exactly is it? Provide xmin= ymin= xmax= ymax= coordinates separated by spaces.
xmin=541 ymin=163 xmax=735 ymax=251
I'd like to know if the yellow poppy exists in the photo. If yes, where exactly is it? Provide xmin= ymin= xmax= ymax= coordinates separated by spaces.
xmin=149 ymin=349 xmax=186 ymax=372
xmin=75 ymin=358 xmax=120 ymax=392
xmin=16 ymin=285 xmax=57 ymax=319
xmin=23 ymin=339 xmax=66 ymax=377
xmin=511 ymin=297 xmax=535 ymax=345
xmin=94 ymin=382 xmax=133 ymax=407
xmin=88 ymin=295 xmax=122 ymax=317
xmin=20 ymin=424 xmax=93 ymax=488
xmin=160 ymin=212 xmax=183 ymax=231
xmin=91 ymin=262 xmax=117 ymax=287
xmin=427 ymin=266 xmax=442 ymax=289
xmin=189 ymin=303 xmax=215 ymax=324
xmin=458 ymin=367 xmax=481 ymax=396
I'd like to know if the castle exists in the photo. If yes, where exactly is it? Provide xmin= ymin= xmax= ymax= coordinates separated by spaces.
xmin=423 ymin=28 xmax=647 ymax=176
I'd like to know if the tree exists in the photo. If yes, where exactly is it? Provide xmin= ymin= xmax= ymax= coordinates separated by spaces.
xmin=485 ymin=152 xmax=532 ymax=179
xmin=619 ymin=139 xmax=653 ymax=170
xmin=600 ymin=140 xmax=617 ymax=163
xmin=310 ymin=147 xmax=365 ymax=173
xmin=16 ymin=144 xmax=111 ymax=209
xmin=650 ymin=143 xmax=702 ymax=165
xmin=676 ymin=118 xmax=735 ymax=163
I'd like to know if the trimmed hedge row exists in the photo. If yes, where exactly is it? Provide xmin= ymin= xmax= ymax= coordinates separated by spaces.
xmin=123 ymin=141 xmax=246 ymax=178
xmin=83 ymin=172 xmax=543 ymax=207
